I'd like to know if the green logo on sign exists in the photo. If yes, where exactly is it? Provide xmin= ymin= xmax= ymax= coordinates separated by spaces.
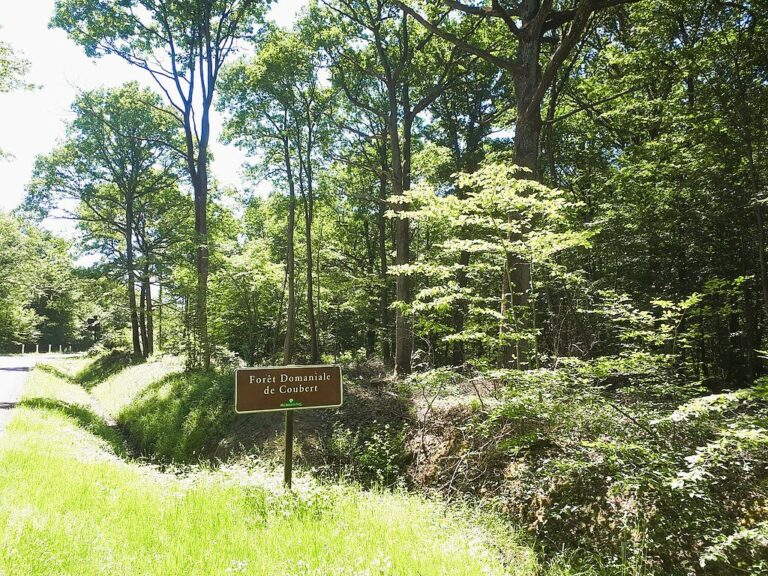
xmin=280 ymin=398 xmax=303 ymax=408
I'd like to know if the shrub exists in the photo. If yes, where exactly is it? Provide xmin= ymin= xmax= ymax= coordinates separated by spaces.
xmin=322 ymin=421 xmax=410 ymax=487
xmin=416 ymin=359 xmax=768 ymax=574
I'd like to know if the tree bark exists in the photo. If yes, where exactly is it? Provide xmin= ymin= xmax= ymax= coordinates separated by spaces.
xmin=125 ymin=200 xmax=142 ymax=358
xmin=301 ymin=128 xmax=320 ymax=363
xmin=500 ymin=23 xmax=541 ymax=368
xmin=283 ymin=135 xmax=297 ymax=366
xmin=390 ymin=97 xmax=411 ymax=375
xmin=139 ymin=280 xmax=149 ymax=358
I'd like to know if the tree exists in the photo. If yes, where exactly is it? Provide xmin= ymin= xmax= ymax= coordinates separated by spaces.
xmin=220 ymin=26 xmax=334 ymax=364
xmin=426 ymin=58 xmax=511 ymax=365
xmin=52 ymin=0 xmax=270 ymax=368
xmin=0 ymin=29 xmax=30 ymax=93
xmin=398 ymin=0 xmax=639 ymax=366
xmin=317 ymin=0 xmax=469 ymax=374
xmin=0 ymin=213 xmax=86 ymax=351
xmin=26 ymin=83 xmax=183 ymax=358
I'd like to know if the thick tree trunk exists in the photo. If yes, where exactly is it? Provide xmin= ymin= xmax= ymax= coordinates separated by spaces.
xmin=183 ymin=98 xmax=211 ymax=370
xmin=396 ymin=45 xmax=414 ymax=376
xmin=194 ymin=173 xmax=210 ymax=369
xmin=390 ymin=101 xmax=411 ymax=375
xmin=500 ymin=31 xmax=541 ymax=368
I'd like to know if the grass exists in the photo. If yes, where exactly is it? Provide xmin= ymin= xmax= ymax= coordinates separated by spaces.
xmin=118 ymin=370 xmax=234 ymax=462
xmin=74 ymin=349 xmax=139 ymax=390
xmin=90 ymin=355 xmax=182 ymax=416
xmin=0 ymin=363 xmax=557 ymax=576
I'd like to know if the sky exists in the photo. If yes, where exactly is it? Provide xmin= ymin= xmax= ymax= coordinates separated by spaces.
xmin=0 ymin=0 xmax=305 ymax=227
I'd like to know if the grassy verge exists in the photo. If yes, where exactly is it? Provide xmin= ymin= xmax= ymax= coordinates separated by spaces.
xmin=0 ymin=365 xmax=559 ymax=576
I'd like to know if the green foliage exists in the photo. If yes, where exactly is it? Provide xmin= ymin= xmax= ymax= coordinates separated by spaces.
xmin=417 ymin=361 xmax=768 ymax=574
xmin=12 ymin=1 xmax=768 ymax=572
xmin=323 ymin=421 xmax=409 ymax=487
xmin=392 ymin=159 xmax=591 ymax=365
xmin=2 ymin=366 xmax=520 ymax=576
xmin=74 ymin=349 xmax=139 ymax=390
xmin=0 ymin=32 xmax=30 ymax=93
xmin=210 ymin=239 xmax=284 ymax=365
xmin=0 ymin=213 xmax=89 ymax=350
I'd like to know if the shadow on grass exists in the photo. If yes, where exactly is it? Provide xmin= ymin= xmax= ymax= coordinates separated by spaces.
xmin=36 ymin=363 xmax=75 ymax=382
xmin=75 ymin=350 xmax=143 ymax=390
xmin=20 ymin=397 xmax=128 ymax=457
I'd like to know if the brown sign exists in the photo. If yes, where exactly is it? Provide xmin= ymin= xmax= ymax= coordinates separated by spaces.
xmin=235 ymin=365 xmax=343 ymax=414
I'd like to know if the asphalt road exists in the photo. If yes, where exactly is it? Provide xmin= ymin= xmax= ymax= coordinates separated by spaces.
xmin=0 ymin=355 xmax=38 ymax=437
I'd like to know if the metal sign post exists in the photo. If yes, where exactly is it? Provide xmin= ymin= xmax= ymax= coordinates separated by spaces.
xmin=284 ymin=411 xmax=294 ymax=488
xmin=235 ymin=365 xmax=343 ymax=489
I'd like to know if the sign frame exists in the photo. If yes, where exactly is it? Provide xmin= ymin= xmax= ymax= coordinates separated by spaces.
xmin=234 ymin=364 xmax=344 ymax=415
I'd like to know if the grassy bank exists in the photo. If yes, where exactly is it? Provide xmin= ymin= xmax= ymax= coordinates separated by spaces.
xmin=24 ymin=352 xmax=768 ymax=574
xmin=0 ymin=363 xmax=561 ymax=576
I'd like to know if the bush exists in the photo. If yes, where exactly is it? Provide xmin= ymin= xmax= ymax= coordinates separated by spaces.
xmin=322 ymin=420 xmax=410 ymax=487
xmin=415 ymin=358 xmax=768 ymax=574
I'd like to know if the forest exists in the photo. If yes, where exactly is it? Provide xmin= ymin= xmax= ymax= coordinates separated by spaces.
xmin=1 ymin=0 xmax=768 ymax=574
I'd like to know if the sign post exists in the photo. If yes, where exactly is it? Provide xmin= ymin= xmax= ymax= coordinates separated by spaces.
xmin=284 ymin=411 xmax=294 ymax=488
xmin=235 ymin=365 xmax=343 ymax=489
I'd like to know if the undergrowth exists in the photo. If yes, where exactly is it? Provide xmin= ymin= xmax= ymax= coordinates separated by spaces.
xmin=408 ymin=355 xmax=768 ymax=574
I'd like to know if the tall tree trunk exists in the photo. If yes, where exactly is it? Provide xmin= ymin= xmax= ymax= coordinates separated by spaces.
xmin=183 ymin=98 xmax=211 ymax=370
xmin=283 ymin=136 xmax=297 ymax=365
xmin=139 ymin=280 xmax=149 ymax=358
xmin=144 ymin=273 xmax=154 ymax=356
xmin=194 ymin=173 xmax=210 ymax=369
xmin=500 ymin=30 xmax=541 ymax=368
xmin=302 ymin=133 xmax=320 ymax=363
xmin=390 ymin=98 xmax=411 ymax=375
xmin=125 ymin=201 xmax=142 ymax=358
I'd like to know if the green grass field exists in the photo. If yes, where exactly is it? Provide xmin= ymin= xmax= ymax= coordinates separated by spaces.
xmin=0 ymin=363 xmax=556 ymax=576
